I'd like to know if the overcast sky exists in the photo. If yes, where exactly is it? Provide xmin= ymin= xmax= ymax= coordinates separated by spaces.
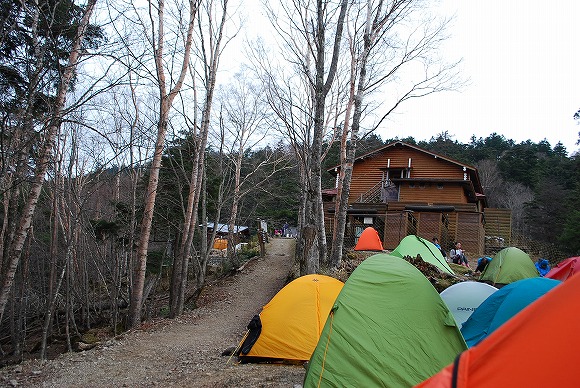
xmin=380 ymin=0 xmax=580 ymax=154
xmin=237 ymin=1 xmax=580 ymax=155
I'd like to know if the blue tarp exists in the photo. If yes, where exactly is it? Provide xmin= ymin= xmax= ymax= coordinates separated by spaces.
xmin=535 ymin=258 xmax=551 ymax=276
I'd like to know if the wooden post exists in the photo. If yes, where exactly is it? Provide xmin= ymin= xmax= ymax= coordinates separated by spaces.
xmin=258 ymin=228 xmax=266 ymax=257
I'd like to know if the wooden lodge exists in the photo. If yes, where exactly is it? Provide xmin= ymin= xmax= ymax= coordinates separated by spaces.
xmin=323 ymin=141 xmax=511 ymax=258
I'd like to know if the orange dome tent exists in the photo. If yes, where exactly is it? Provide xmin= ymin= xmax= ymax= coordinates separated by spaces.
xmin=415 ymin=271 xmax=575 ymax=388
xmin=354 ymin=227 xmax=384 ymax=251
xmin=546 ymin=256 xmax=580 ymax=281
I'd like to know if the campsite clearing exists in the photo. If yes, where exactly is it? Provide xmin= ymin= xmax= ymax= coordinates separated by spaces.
xmin=0 ymin=238 xmax=306 ymax=387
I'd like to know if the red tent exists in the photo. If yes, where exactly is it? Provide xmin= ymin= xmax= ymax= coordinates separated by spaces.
xmin=545 ymin=256 xmax=580 ymax=281
xmin=354 ymin=227 xmax=383 ymax=251
xmin=415 ymin=271 xmax=575 ymax=388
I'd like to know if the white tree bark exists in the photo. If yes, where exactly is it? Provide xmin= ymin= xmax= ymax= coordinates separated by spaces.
xmin=130 ymin=0 xmax=200 ymax=327
xmin=168 ymin=0 xmax=230 ymax=318
xmin=0 ymin=0 xmax=98 ymax=322
xmin=329 ymin=0 xmax=462 ymax=267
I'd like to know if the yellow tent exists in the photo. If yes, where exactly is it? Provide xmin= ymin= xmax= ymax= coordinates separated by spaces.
xmin=238 ymin=274 xmax=343 ymax=362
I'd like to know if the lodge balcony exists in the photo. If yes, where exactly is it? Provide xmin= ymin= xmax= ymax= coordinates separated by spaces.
xmin=356 ymin=181 xmax=399 ymax=204
xmin=356 ymin=180 xmax=481 ymax=211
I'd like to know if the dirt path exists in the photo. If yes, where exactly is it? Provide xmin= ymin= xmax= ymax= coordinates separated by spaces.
xmin=1 ymin=238 xmax=306 ymax=388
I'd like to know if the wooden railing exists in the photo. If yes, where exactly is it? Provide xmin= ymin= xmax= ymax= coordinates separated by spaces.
xmin=358 ymin=180 xmax=399 ymax=204
xmin=358 ymin=182 xmax=383 ymax=203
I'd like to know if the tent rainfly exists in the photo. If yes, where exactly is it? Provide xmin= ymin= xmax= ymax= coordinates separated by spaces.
xmin=304 ymin=254 xmax=466 ymax=387
xmin=546 ymin=256 xmax=580 ymax=281
xmin=439 ymin=281 xmax=498 ymax=328
xmin=478 ymin=247 xmax=539 ymax=287
xmin=460 ymin=277 xmax=561 ymax=347
xmin=237 ymin=274 xmax=343 ymax=362
xmin=416 ymin=267 xmax=579 ymax=388
xmin=390 ymin=235 xmax=454 ymax=275
xmin=354 ymin=227 xmax=384 ymax=251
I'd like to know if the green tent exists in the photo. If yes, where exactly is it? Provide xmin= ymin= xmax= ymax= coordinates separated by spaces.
xmin=479 ymin=247 xmax=539 ymax=287
xmin=303 ymin=254 xmax=467 ymax=388
xmin=390 ymin=235 xmax=454 ymax=274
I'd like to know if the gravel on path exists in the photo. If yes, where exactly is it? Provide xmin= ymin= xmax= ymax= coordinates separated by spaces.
xmin=0 ymin=238 xmax=306 ymax=388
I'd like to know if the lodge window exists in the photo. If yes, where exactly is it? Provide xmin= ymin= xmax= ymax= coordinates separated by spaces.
xmin=384 ymin=168 xmax=409 ymax=180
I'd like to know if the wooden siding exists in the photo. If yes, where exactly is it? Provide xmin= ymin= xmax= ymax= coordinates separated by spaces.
xmin=350 ymin=146 xmax=472 ymax=205
xmin=484 ymin=208 xmax=512 ymax=253
xmin=399 ymin=184 xmax=466 ymax=204
xmin=455 ymin=212 xmax=485 ymax=259
xmin=385 ymin=202 xmax=478 ymax=213
xmin=416 ymin=213 xmax=442 ymax=241
xmin=404 ymin=150 xmax=465 ymax=180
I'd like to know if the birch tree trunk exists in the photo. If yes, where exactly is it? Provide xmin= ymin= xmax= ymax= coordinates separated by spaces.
xmin=329 ymin=38 xmax=357 ymax=266
xmin=168 ymin=0 xmax=228 ymax=318
xmin=330 ymin=2 xmax=374 ymax=268
xmin=0 ymin=0 xmax=98 ymax=321
xmin=300 ymin=0 xmax=348 ymax=272
xmin=329 ymin=0 xmax=461 ymax=267
xmin=129 ymin=0 xmax=199 ymax=327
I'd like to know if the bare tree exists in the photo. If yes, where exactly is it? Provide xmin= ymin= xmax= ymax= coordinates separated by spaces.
xmin=257 ymin=0 xmax=348 ymax=274
xmin=329 ymin=0 xmax=463 ymax=266
xmin=168 ymin=0 xmax=232 ymax=318
xmin=0 ymin=0 xmax=99 ymax=321
xmin=218 ymin=72 xmax=269 ymax=263
xmin=476 ymin=159 xmax=504 ymax=207
xmin=39 ymin=123 xmax=90 ymax=360
xmin=501 ymin=182 xmax=533 ymax=234
xmin=124 ymin=0 xmax=201 ymax=327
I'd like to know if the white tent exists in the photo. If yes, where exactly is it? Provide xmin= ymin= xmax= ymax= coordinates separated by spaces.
xmin=440 ymin=281 xmax=498 ymax=327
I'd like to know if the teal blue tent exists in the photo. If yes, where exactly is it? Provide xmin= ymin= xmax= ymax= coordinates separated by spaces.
xmin=304 ymin=254 xmax=467 ymax=387
xmin=461 ymin=277 xmax=561 ymax=347
xmin=390 ymin=235 xmax=454 ymax=274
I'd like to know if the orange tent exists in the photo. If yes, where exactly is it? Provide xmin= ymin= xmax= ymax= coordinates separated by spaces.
xmin=354 ymin=227 xmax=383 ymax=251
xmin=546 ymin=256 xmax=580 ymax=281
xmin=415 ymin=271 xmax=576 ymax=388
xmin=238 ymin=274 xmax=343 ymax=362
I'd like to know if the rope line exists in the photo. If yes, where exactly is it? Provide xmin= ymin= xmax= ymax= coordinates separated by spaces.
xmin=316 ymin=311 xmax=335 ymax=388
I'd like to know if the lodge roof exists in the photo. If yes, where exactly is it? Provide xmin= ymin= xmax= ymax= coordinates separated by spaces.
xmin=202 ymin=222 xmax=249 ymax=234
xmin=327 ymin=141 xmax=484 ymax=195
xmin=329 ymin=141 xmax=477 ymax=171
